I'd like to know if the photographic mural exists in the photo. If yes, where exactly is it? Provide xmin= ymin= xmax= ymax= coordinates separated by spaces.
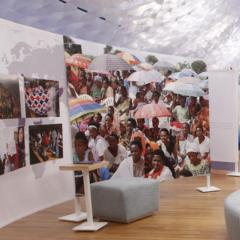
xmin=64 ymin=35 xmax=210 ymax=183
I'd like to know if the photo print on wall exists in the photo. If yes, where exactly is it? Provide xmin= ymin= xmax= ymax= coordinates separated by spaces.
xmin=63 ymin=34 xmax=211 ymax=181
xmin=0 ymin=74 xmax=21 ymax=119
xmin=0 ymin=126 xmax=25 ymax=175
xmin=29 ymin=124 xmax=63 ymax=165
xmin=24 ymin=77 xmax=60 ymax=118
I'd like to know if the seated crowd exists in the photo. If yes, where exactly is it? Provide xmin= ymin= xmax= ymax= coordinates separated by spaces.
xmin=69 ymin=68 xmax=210 ymax=192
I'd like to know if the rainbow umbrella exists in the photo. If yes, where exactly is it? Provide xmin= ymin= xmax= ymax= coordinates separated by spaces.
xmin=69 ymin=98 xmax=105 ymax=122
xmin=117 ymin=52 xmax=141 ymax=65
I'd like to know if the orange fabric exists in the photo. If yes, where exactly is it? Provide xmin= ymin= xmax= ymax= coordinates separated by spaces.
xmin=131 ymin=130 xmax=149 ymax=156
xmin=146 ymin=165 xmax=164 ymax=179
xmin=148 ymin=141 xmax=159 ymax=151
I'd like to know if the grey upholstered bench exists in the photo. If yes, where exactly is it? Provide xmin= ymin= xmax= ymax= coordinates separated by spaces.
xmin=91 ymin=178 xmax=160 ymax=223
xmin=224 ymin=190 xmax=240 ymax=240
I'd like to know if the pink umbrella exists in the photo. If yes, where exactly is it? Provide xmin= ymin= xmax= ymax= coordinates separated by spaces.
xmin=65 ymin=53 xmax=91 ymax=69
xmin=134 ymin=102 xmax=171 ymax=119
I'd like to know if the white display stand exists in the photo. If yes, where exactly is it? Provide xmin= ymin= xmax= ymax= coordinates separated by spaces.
xmin=60 ymin=161 xmax=108 ymax=231
xmin=196 ymin=174 xmax=221 ymax=193
xmin=72 ymin=171 xmax=107 ymax=231
xmin=209 ymin=70 xmax=239 ymax=176
xmin=227 ymin=159 xmax=240 ymax=176
xmin=59 ymin=196 xmax=87 ymax=222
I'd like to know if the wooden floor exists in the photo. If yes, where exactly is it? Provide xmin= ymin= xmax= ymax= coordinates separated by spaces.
xmin=1 ymin=173 xmax=240 ymax=240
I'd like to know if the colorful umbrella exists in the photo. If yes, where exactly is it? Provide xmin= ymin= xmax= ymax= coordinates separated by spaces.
xmin=88 ymin=54 xmax=132 ymax=72
xmin=117 ymin=52 xmax=141 ymax=65
xmin=65 ymin=53 xmax=91 ymax=69
xmin=69 ymin=99 xmax=105 ymax=122
xmin=134 ymin=102 xmax=171 ymax=119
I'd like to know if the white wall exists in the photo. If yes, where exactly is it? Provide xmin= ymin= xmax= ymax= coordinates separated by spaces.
xmin=0 ymin=18 xmax=74 ymax=227
xmin=209 ymin=70 xmax=238 ymax=170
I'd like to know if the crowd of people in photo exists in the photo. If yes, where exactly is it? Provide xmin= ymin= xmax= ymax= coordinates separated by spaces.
xmin=0 ymin=83 xmax=21 ymax=119
xmin=29 ymin=126 xmax=63 ymax=165
xmin=68 ymin=65 xmax=210 ymax=192
xmin=0 ymin=127 xmax=25 ymax=175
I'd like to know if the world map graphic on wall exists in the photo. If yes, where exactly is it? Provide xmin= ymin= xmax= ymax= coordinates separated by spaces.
xmin=1 ymin=22 xmax=64 ymax=80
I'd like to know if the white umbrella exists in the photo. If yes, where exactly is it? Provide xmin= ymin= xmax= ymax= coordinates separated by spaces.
xmin=199 ymin=79 xmax=208 ymax=89
xmin=168 ymin=72 xmax=179 ymax=80
xmin=127 ymin=70 xmax=164 ymax=86
xmin=177 ymin=76 xmax=201 ymax=85
xmin=198 ymin=71 xmax=209 ymax=80
xmin=88 ymin=54 xmax=132 ymax=72
xmin=163 ymin=82 xmax=205 ymax=97
xmin=153 ymin=61 xmax=176 ymax=72
xmin=177 ymin=68 xmax=197 ymax=78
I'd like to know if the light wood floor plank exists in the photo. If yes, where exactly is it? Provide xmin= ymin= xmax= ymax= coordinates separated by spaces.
xmin=1 ymin=173 xmax=239 ymax=240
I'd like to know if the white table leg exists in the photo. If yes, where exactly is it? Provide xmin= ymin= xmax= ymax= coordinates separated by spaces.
xmin=196 ymin=174 xmax=221 ymax=192
xmin=73 ymin=170 xmax=107 ymax=231
xmin=58 ymin=196 xmax=87 ymax=222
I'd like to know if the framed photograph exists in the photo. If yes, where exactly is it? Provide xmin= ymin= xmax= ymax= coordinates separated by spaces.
xmin=0 ymin=126 xmax=25 ymax=175
xmin=29 ymin=124 xmax=63 ymax=165
xmin=24 ymin=77 xmax=60 ymax=118
xmin=0 ymin=75 xmax=21 ymax=119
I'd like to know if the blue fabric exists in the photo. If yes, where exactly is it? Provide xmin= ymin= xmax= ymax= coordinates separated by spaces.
xmin=99 ymin=167 xmax=110 ymax=180
xmin=124 ymin=79 xmax=129 ymax=90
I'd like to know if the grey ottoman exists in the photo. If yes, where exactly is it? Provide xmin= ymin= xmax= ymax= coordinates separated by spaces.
xmin=224 ymin=190 xmax=240 ymax=240
xmin=91 ymin=178 xmax=160 ymax=223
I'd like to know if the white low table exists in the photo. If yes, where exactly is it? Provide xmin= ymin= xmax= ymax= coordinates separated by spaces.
xmin=59 ymin=161 xmax=108 ymax=231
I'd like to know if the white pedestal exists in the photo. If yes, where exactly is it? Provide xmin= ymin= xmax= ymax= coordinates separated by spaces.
xmin=73 ymin=171 xmax=108 ymax=231
xmin=196 ymin=186 xmax=221 ymax=192
xmin=196 ymin=174 xmax=221 ymax=192
xmin=73 ymin=221 xmax=108 ymax=231
xmin=227 ymin=171 xmax=240 ymax=177
xmin=59 ymin=196 xmax=87 ymax=222
xmin=59 ymin=212 xmax=87 ymax=222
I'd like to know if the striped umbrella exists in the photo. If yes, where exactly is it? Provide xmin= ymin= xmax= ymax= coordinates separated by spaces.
xmin=69 ymin=99 xmax=105 ymax=122
xmin=88 ymin=54 xmax=132 ymax=72
xmin=117 ymin=52 xmax=141 ymax=65
xmin=134 ymin=102 xmax=171 ymax=119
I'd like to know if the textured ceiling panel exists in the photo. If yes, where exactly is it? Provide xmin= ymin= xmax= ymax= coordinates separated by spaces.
xmin=0 ymin=0 xmax=240 ymax=69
